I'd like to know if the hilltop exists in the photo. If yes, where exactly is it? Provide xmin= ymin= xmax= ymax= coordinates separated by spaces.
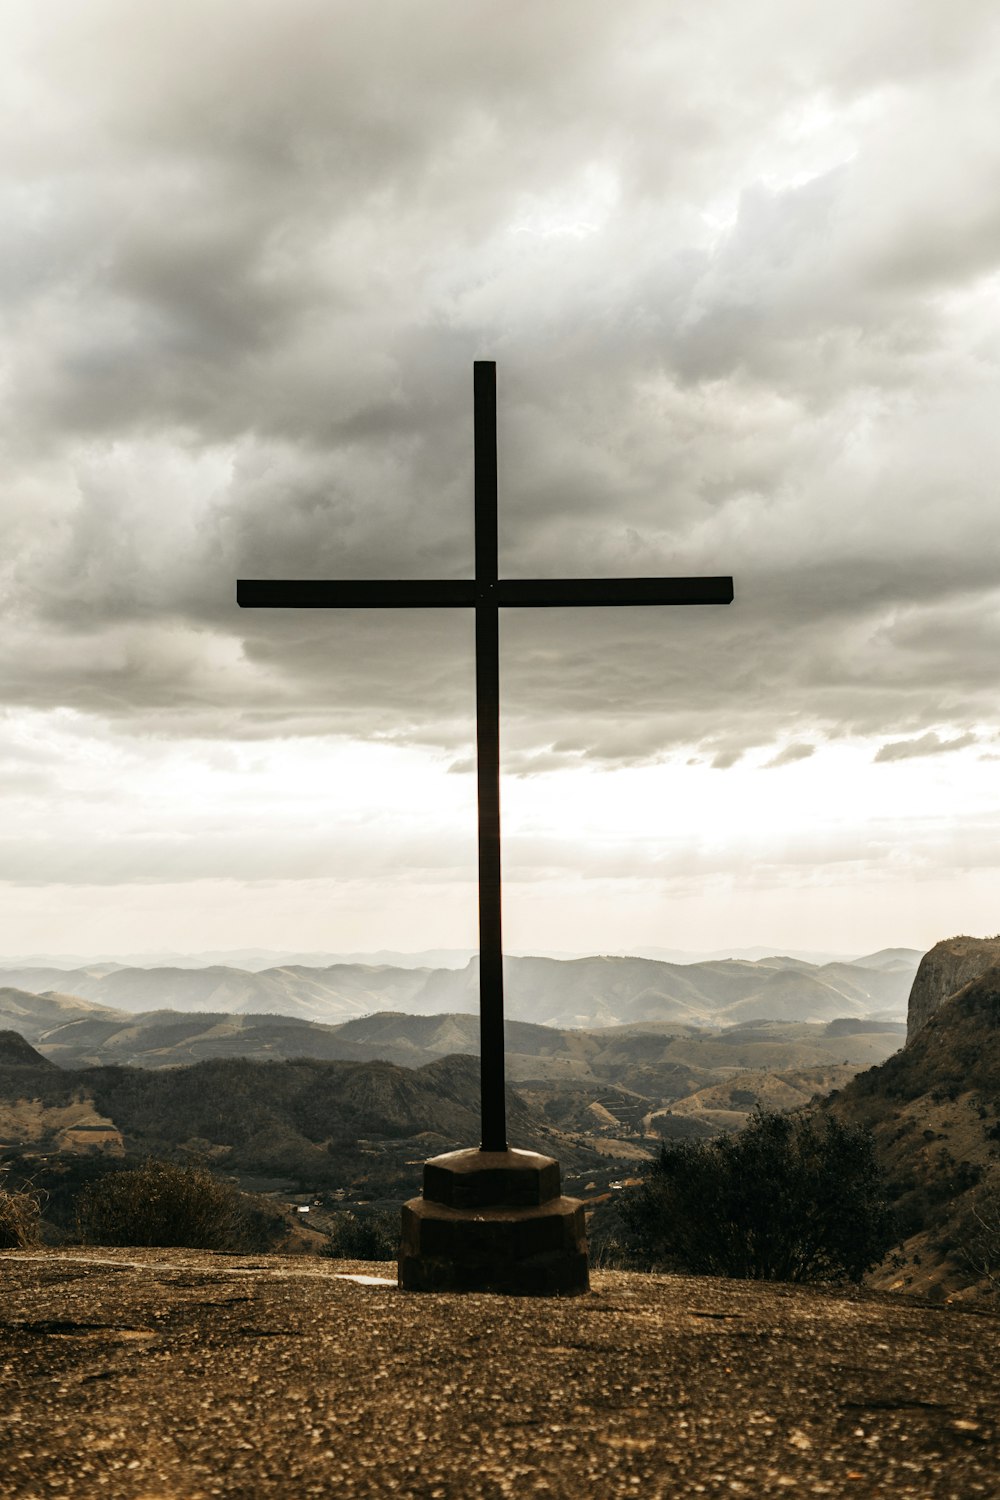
xmin=906 ymin=935 xmax=1000 ymax=1040
xmin=1 ymin=1248 xmax=996 ymax=1498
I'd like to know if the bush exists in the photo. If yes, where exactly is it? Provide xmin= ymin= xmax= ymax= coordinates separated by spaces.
xmin=0 ymin=1165 xmax=44 ymax=1249
xmin=75 ymin=1159 xmax=281 ymax=1251
xmin=617 ymin=1108 xmax=894 ymax=1283
xmin=323 ymin=1208 xmax=399 ymax=1262
xmin=958 ymin=1179 xmax=1000 ymax=1298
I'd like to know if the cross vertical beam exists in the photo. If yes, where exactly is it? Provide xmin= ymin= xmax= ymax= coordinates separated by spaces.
xmin=474 ymin=363 xmax=506 ymax=1151
xmin=236 ymin=360 xmax=735 ymax=1180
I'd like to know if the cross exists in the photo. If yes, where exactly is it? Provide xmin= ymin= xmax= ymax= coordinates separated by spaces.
xmin=238 ymin=361 xmax=733 ymax=1154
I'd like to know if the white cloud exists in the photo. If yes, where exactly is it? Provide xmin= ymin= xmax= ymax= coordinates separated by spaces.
xmin=2 ymin=0 xmax=999 ymax=949
xmin=875 ymin=731 xmax=978 ymax=763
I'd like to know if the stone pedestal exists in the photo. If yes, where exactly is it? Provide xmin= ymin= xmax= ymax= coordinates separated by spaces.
xmin=398 ymin=1147 xmax=589 ymax=1296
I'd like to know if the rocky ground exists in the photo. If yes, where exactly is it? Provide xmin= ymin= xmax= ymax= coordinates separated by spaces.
xmin=1 ymin=1248 xmax=997 ymax=1498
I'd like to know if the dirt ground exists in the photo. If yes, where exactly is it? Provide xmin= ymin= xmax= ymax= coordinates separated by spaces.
xmin=1 ymin=1248 xmax=997 ymax=1499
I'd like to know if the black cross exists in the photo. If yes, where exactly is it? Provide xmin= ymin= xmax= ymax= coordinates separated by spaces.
xmin=237 ymin=361 xmax=733 ymax=1153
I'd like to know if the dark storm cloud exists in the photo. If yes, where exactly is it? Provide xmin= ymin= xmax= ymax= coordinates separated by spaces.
xmin=4 ymin=0 xmax=1000 ymax=771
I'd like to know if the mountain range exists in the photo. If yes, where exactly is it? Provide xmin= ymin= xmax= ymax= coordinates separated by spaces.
xmin=0 ymin=982 xmax=907 ymax=1084
xmin=0 ymin=944 xmax=902 ymax=970
xmin=0 ymin=945 xmax=920 ymax=1196
xmin=0 ymin=948 xmax=920 ymax=1034
xmin=2 ymin=935 xmax=997 ymax=1302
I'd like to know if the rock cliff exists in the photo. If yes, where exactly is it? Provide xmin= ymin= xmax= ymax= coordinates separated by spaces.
xmin=827 ymin=964 xmax=1000 ymax=1299
xmin=906 ymin=934 xmax=1000 ymax=1041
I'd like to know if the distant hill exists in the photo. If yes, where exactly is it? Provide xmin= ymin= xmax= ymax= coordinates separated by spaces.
xmin=849 ymin=947 xmax=925 ymax=973
xmin=0 ymin=986 xmax=125 ymax=1037
xmin=0 ymin=1046 xmax=594 ymax=1191
xmin=3 ymin=983 xmax=907 ymax=1088
xmin=0 ymin=1029 xmax=58 ymax=1070
xmin=647 ymin=1062 xmax=862 ymax=1138
xmin=719 ymin=969 xmax=864 ymax=1024
xmin=0 ymin=950 xmax=919 ymax=1033
xmin=0 ymin=946 xmax=917 ymax=1192
xmin=0 ymin=1001 xmax=909 ymax=1182
xmin=2 ymin=943 xmax=917 ymax=968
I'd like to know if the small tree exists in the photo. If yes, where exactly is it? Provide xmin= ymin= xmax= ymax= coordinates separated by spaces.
xmin=0 ymin=1165 xmax=44 ymax=1249
xmin=75 ymin=1159 xmax=281 ymax=1251
xmin=958 ymin=1178 xmax=1000 ymax=1299
xmin=323 ymin=1208 xmax=399 ymax=1262
xmin=618 ymin=1109 xmax=894 ymax=1283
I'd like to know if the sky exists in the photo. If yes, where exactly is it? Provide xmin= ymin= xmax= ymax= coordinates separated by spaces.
xmin=2 ymin=1 xmax=999 ymax=961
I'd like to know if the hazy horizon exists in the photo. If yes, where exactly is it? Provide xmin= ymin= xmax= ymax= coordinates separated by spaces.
xmin=0 ymin=938 xmax=929 ymax=972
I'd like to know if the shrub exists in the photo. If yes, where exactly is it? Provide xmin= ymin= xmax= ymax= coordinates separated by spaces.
xmin=958 ymin=1179 xmax=1000 ymax=1299
xmin=617 ymin=1108 xmax=894 ymax=1283
xmin=75 ymin=1159 xmax=281 ymax=1251
xmin=0 ymin=1165 xmax=44 ymax=1249
xmin=587 ymin=1225 xmax=634 ymax=1271
xmin=323 ymin=1208 xmax=399 ymax=1261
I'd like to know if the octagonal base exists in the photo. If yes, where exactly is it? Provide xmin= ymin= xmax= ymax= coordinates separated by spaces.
xmin=397 ymin=1146 xmax=589 ymax=1296
xmin=423 ymin=1146 xmax=562 ymax=1209
xmin=399 ymin=1196 xmax=589 ymax=1295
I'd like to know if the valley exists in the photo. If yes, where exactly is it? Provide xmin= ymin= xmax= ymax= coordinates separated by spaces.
xmin=2 ymin=938 xmax=998 ymax=1303
xmin=0 ymin=947 xmax=913 ymax=1252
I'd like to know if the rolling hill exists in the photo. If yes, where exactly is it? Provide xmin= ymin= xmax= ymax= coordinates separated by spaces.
xmin=2 ymin=981 xmax=907 ymax=1087
xmin=0 ymin=1040 xmax=600 ymax=1194
xmin=0 ymin=945 xmax=919 ymax=1200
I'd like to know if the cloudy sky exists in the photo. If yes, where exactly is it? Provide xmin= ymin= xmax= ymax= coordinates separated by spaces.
xmin=3 ymin=1 xmax=999 ymax=960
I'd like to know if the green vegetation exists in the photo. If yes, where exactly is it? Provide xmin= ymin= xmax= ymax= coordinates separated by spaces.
xmin=323 ymin=1208 xmax=399 ymax=1261
xmin=0 ymin=1164 xmax=43 ymax=1248
xmin=75 ymin=1158 xmax=285 ymax=1251
xmin=616 ymin=1108 xmax=894 ymax=1283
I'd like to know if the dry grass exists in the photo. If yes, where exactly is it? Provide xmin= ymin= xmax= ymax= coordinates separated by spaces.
xmin=0 ymin=1166 xmax=44 ymax=1249
xmin=75 ymin=1158 xmax=286 ymax=1252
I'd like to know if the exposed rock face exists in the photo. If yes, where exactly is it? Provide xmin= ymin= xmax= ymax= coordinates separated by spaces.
xmin=906 ymin=935 xmax=1000 ymax=1041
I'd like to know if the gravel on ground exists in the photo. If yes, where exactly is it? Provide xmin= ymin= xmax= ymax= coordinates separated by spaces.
xmin=1 ymin=1248 xmax=997 ymax=1499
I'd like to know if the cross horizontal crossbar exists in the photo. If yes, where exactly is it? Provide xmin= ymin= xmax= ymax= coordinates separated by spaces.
xmin=237 ymin=577 xmax=734 ymax=609
xmin=236 ymin=362 xmax=735 ymax=1158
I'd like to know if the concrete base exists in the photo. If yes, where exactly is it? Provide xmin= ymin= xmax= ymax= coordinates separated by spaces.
xmin=398 ymin=1147 xmax=589 ymax=1296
